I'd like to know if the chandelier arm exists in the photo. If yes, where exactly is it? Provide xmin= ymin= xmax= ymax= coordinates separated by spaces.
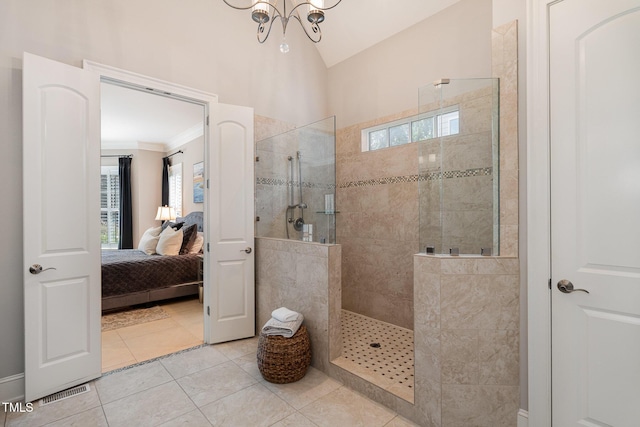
xmin=256 ymin=19 xmax=277 ymax=44
xmin=290 ymin=14 xmax=322 ymax=43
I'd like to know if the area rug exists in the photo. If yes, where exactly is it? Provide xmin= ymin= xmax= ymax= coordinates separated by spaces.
xmin=101 ymin=306 xmax=170 ymax=331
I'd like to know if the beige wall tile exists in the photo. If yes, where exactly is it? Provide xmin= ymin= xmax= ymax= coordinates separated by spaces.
xmin=441 ymin=384 xmax=519 ymax=427
xmin=440 ymin=274 xmax=519 ymax=330
xmin=478 ymin=329 xmax=519 ymax=386
xmin=441 ymin=329 xmax=479 ymax=385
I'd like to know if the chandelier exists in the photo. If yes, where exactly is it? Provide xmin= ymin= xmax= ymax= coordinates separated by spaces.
xmin=222 ymin=0 xmax=342 ymax=53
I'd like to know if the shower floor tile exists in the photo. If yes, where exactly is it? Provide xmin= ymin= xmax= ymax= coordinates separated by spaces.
xmin=333 ymin=310 xmax=414 ymax=403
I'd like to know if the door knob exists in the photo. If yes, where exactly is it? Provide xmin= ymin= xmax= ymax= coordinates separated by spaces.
xmin=557 ymin=279 xmax=589 ymax=294
xmin=241 ymin=247 xmax=252 ymax=254
xmin=29 ymin=264 xmax=56 ymax=275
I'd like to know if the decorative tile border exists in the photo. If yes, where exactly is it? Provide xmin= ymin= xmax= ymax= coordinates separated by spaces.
xmin=255 ymin=167 xmax=492 ymax=190
xmin=336 ymin=167 xmax=493 ymax=188
xmin=424 ymin=167 xmax=493 ymax=181
xmin=256 ymin=177 xmax=335 ymax=190
xmin=338 ymin=175 xmax=418 ymax=188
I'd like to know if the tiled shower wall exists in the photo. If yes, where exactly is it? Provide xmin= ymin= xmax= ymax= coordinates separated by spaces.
xmin=413 ymin=255 xmax=520 ymax=426
xmin=337 ymin=125 xmax=419 ymax=330
xmin=255 ymin=238 xmax=342 ymax=372
xmin=337 ymin=88 xmax=497 ymax=329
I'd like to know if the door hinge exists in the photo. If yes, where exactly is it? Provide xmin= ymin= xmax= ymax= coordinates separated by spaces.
xmin=207 ymin=179 xmax=209 ymax=189
xmin=207 ymin=243 xmax=210 ymax=252
xmin=207 ymin=306 xmax=210 ymax=316
xmin=255 ymin=156 xmax=259 ymax=162
xmin=548 ymin=278 xmax=552 ymax=289
xmin=206 ymin=115 xmax=209 ymax=126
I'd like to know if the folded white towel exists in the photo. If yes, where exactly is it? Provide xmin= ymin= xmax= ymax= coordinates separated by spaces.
xmin=261 ymin=314 xmax=304 ymax=338
xmin=271 ymin=307 xmax=301 ymax=323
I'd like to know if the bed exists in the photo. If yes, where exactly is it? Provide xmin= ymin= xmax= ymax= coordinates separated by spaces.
xmin=101 ymin=211 xmax=204 ymax=311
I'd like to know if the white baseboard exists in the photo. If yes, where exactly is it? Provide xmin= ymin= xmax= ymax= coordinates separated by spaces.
xmin=518 ymin=409 xmax=529 ymax=427
xmin=0 ymin=373 xmax=25 ymax=402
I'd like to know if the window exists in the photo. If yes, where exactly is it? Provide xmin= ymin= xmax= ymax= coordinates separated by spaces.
xmin=168 ymin=163 xmax=183 ymax=218
xmin=362 ymin=106 xmax=460 ymax=152
xmin=101 ymin=166 xmax=119 ymax=249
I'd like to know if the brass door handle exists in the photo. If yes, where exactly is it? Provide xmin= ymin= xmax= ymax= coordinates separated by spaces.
xmin=557 ymin=279 xmax=589 ymax=294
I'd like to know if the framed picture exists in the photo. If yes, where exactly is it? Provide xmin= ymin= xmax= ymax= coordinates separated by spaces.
xmin=193 ymin=161 xmax=204 ymax=203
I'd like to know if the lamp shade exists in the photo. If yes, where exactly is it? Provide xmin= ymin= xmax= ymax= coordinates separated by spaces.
xmin=155 ymin=205 xmax=177 ymax=221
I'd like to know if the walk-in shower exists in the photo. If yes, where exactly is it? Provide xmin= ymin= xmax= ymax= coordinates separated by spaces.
xmin=334 ymin=77 xmax=500 ymax=403
xmin=255 ymin=116 xmax=336 ymax=244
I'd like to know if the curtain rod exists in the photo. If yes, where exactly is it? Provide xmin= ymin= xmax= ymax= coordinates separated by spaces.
xmin=101 ymin=154 xmax=133 ymax=158
xmin=165 ymin=150 xmax=183 ymax=159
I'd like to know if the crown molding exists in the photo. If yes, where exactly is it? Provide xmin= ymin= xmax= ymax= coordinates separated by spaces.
xmin=165 ymin=122 xmax=204 ymax=151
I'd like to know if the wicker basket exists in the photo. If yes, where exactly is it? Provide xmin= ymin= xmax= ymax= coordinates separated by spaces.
xmin=257 ymin=325 xmax=311 ymax=384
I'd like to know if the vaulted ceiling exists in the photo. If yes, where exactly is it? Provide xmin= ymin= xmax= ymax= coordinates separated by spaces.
xmin=101 ymin=0 xmax=462 ymax=146
xmin=315 ymin=0 xmax=462 ymax=67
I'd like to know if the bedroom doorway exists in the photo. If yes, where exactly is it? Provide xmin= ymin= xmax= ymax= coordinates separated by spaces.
xmin=23 ymin=53 xmax=255 ymax=400
xmin=99 ymin=80 xmax=207 ymax=372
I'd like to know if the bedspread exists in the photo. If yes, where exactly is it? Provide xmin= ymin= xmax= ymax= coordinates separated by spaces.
xmin=101 ymin=249 xmax=200 ymax=298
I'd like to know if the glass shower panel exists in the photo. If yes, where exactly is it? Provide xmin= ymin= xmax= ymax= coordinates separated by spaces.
xmin=255 ymin=116 xmax=336 ymax=243
xmin=418 ymin=78 xmax=499 ymax=255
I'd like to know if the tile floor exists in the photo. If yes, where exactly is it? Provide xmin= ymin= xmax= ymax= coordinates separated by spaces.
xmin=102 ymin=297 xmax=204 ymax=372
xmin=3 ymin=336 xmax=420 ymax=427
xmin=332 ymin=310 xmax=415 ymax=403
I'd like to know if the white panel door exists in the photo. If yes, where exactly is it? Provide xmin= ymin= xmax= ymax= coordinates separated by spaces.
xmin=206 ymin=103 xmax=255 ymax=343
xmin=23 ymin=53 xmax=101 ymax=402
xmin=550 ymin=1 xmax=640 ymax=425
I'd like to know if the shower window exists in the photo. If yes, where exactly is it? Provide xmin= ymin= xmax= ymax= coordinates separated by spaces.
xmin=361 ymin=106 xmax=460 ymax=152
xmin=389 ymin=123 xmax=410 ymax=146
xmin=368 ymin=129 xmax=388 ymax=150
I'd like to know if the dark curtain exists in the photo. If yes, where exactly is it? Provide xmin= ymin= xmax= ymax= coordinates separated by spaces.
xmin=162 ymin=157 xmax=170 ymax=206
xmin=118 ymin=157 xmax=133 ymax=249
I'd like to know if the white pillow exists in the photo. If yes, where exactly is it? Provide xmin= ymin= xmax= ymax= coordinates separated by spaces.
xmin=189 ymin=232 xmax=204 ymax=254
xmin=156 ymin=226 xmax=184 ymax=256
xmin=137 ymin=226 xmax=162 ymax=255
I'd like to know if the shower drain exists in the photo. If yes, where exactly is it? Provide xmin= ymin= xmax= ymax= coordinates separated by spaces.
xmin=370 ymin=342 xmax=381 ymax=348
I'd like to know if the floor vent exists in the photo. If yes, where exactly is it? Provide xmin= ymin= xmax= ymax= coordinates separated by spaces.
xmin=40 ymin=384 xmax=90 ymax=406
